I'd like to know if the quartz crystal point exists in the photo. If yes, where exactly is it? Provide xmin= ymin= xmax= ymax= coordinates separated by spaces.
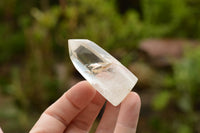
xmin=68 ymin=39 xmax=138 ymax=106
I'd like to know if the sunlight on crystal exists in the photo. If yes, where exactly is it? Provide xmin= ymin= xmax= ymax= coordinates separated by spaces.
xmin=68 ymin=39 xmax=138 ymax=106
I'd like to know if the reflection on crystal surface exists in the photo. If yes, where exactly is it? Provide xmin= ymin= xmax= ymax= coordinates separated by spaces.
xmin=68 ymin=39 xmax=138 ymax=106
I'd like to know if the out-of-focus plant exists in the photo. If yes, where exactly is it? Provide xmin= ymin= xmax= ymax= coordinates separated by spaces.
xmin=151 ymin=45 xmax=200 ymax=133
xmin=172 ymin=46 xmax=200 ymax=133
xmin=174 ymin=46 xmax=200 ymax=112
xmin=0 ymin=25 xmax=25 ymax=63
xmin=61 ymin=0 xmax=141 ymax=50
xmin=142 ymin=0 xmax=200 ymax=38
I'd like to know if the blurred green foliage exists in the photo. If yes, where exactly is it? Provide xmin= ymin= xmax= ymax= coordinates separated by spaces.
xmin=142 ymin=0 xmax=200 ymax=38
xmin=0 ymin=0 xmax=200 ymax=132
xmin=151 ymin=46 xmax=200 ymax=133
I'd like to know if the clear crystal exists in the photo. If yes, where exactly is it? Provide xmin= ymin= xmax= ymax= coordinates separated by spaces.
xmin=68 ymin=39 xmax=138 ymax=106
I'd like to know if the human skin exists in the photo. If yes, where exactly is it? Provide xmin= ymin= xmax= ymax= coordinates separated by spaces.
xmin=29 ymin=81 xmax=141 ymax=133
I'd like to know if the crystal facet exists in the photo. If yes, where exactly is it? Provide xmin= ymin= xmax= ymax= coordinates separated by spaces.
xmin=68 ymin=39 xmax=138 ymax=106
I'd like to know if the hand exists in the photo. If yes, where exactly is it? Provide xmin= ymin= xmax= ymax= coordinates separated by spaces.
xmin=30 ymin=81 xmax=141 ymax=133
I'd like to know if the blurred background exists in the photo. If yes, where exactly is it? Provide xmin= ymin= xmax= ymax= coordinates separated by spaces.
xmin=0 ymin=0 xmax=200 ymax=132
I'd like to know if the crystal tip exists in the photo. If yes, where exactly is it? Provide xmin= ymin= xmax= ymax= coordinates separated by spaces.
xmin=68 ymin=39 xmax=90 ymax=44
xmin=68 ymin=39 xmax=91 ymax=52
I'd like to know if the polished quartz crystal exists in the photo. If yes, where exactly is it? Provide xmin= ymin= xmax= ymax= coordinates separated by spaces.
xmin=68 ymin=39 xmax=138 ymax=106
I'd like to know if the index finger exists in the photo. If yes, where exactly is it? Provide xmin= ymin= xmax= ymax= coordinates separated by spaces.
xmin=30 ymin=81 xmax=96 ymax=133
xmin=114 ymin=92 xmax=141 ymax=133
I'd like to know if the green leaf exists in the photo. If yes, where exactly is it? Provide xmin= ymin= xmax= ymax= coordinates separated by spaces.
xmin=152 ymin=91 xmax=171 ymax=110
